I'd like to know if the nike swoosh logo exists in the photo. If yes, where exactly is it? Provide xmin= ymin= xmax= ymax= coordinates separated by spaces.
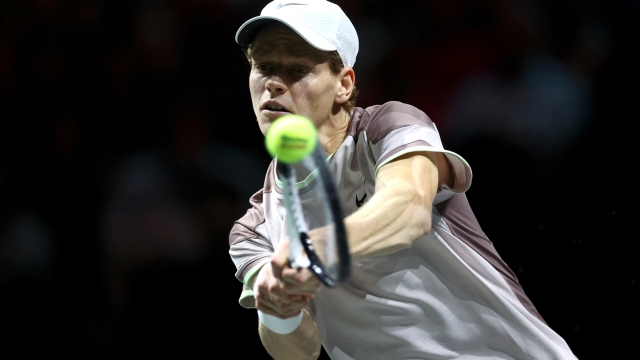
xmin=355 ymin=193 xmax=367 ymax=208
xmin=276 ymin=2 xmax=309 ymax=9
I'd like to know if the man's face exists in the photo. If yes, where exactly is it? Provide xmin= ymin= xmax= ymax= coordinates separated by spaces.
xmin=248 ymin=23 xmax=340 ymax=135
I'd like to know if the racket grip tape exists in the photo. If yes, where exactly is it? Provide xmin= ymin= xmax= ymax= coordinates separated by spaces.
xmin=257 ymin=309 xmax=303 ymax=334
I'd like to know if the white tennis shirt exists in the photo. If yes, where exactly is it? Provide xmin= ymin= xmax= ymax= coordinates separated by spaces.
xmin=229 ymin=101 xmax=577 ymax=359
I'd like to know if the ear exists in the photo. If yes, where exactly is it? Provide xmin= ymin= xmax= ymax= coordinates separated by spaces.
xmin=335 ymin=67 xmax=355 ymax=105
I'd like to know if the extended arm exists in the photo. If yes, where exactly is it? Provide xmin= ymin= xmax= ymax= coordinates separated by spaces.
xmin=250 ymin=151 xmax=451 ymax=359
xmin=346 ymin=151 xmax=452 ymax=261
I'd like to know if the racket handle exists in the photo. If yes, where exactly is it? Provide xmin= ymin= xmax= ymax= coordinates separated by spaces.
xmin=257 ymin=309 xmax=303 ymax=334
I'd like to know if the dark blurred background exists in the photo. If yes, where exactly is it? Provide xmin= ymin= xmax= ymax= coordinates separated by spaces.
xmin=0 ymin=0 xmax=637 ymax=358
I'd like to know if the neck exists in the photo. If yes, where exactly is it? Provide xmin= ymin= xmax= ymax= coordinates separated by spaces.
xmin=318 ymin=108 xmax=351 ymax=156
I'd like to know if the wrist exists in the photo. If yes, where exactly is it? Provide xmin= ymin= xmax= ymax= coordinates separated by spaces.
xmin=253 ymin=264 xmax=303 ymax=334
xmin=258 ymin=309 xmax=304 ymax=334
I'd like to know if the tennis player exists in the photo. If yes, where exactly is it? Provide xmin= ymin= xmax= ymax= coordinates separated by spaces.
xmin=229 ymin=1 xmax=578 ymax=359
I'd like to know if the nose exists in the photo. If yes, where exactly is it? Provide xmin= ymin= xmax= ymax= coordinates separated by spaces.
xmin=265 ymin=75 xmax=286 ymax=95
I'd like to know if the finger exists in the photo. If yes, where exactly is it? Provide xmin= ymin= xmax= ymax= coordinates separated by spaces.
xmin=281 ymin=266 xmax=317 ymax=283
xmin=275 ymin=287 xmax=309 ymax=306
xmin=277 ymin=300 xmax=308 ymax=318
xmin=281 ymin=283 xmax=320 ymax=296
xmin=280 ymin=267 xmax=321 ymax=294
xmin=284 ymin=274 xmax=320 ymax=291
xmin=257 ymin=299 xmax=294 ymax=317
xmin=257 ymin=279 xmax=307 ymax=308
xmin=280 ymin=278 xmax=320 ymax=294
xmin=270 ymin=239 xmax=291 ymax=277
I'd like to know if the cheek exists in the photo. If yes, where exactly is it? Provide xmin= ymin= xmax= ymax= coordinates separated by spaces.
xmin=308 ymin=78 xmax=338 ymax=109
xmin=249 ymin=75 xmax=264 ymax=101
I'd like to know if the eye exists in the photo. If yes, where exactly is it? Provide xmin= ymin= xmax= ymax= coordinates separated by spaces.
xmin=253 ymin=62 xmax=272 ymax=72
xmin=293 ymin=67 xmax=309 ymax=75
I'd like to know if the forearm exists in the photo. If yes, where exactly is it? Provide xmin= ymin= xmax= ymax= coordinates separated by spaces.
xmin=345 ymin=153 xmax=439 ymax=261
xmin=345 ymin=177 xmax=431 ymax=260
xmin=259 ymin=306 xmax=322 ymax=360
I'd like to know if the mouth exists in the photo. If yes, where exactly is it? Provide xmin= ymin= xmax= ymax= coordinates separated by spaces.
xmin=262 ymin=102 xmax=291 ymax=115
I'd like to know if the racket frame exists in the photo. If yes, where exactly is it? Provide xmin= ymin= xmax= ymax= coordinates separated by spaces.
xmin=279 ymin=142 xmax=350 ymax=287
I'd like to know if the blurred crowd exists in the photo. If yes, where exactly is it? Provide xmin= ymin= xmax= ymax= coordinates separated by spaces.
xmin=0 ymin=0 xmax=637 ymax=357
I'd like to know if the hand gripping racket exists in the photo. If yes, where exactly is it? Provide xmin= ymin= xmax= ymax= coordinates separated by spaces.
xmin=257 ymin=115 xmax=351 ymax=334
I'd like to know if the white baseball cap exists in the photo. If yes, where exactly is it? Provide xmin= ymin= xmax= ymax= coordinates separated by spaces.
xmin=235 ymin=0 xmax=359 ymax=68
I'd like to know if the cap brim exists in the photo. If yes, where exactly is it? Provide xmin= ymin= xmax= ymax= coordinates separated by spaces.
xmin=236 ymin=16 xmax=336 ymax=52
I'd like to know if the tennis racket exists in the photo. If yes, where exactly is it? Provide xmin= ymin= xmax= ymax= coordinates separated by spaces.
xmin=257 ymin=117 xmax=350 ymax=334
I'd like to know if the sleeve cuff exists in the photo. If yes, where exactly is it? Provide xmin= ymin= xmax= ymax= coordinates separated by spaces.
xmin=238 ymin=259 xmax=270 ymax=309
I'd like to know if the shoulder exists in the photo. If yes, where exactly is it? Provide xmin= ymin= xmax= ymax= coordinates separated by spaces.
xmin=233 ymin=159 xmax=277 ymax=229
xmin=350 ymin=101 xmax=436 ymax=143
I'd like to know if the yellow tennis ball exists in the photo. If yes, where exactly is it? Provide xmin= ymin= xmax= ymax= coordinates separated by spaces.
xmin=265 ymin=115 xmax=317 ymax=164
